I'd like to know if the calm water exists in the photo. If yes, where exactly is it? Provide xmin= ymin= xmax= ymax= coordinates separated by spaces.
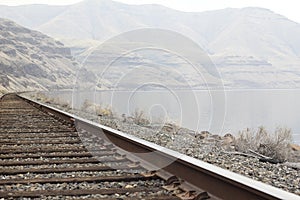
xmin=45 ymin=89 xmax=300 ymax=144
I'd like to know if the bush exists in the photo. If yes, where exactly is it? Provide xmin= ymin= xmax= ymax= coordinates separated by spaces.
xmin=235 ymin=126 xmax=292 ymax=162
xmin=81 ymin=100 xmax=114 ymax=118
xmin=132 ymin=109 xmax=150 ymax=126
xmin=81 ymin=99 xmax=93 ymax=110
xmin=34 ymin=92 xmax=49 ymax=102
xmin=30 ymin=92 xmax=71 ymax=110
xmin=96 ymin=105 xmax=114 ymax=117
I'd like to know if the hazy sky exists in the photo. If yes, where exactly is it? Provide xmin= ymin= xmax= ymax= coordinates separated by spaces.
xmin=0 ymin=0 xmax=299 ymax=23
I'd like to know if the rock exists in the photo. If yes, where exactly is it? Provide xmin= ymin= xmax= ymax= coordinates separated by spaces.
xmin=125 ymin=184 xmax=134 ymax=189
xmin=162 ymin=123 xmax=178 ymax=133
xmin=222 ymin=133 xmax=235 ymax=145
xmin=210 ymin=134 xmax=222 ymax=140
xmin=282 ymin=162 xmax=300 ymax=169
xmin=0 ymin=18 xmax=96 ymax=91
xmin=3 ymin=47 xmax=16 ymax=56
xmin=195 ymin=131 xmax=211 ymax=139
xmin=290 ymin=144 xmax=300 ymax=151
xmin=31 ymin=100 xmax=300 ymax=196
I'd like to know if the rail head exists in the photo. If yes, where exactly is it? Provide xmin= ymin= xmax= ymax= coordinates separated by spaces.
xmin=18 ymin=94 xmax=300 ymax=200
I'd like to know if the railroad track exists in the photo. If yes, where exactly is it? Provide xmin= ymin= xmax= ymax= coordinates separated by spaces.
xmin=0 ymin=93 xmax=299 ymax=200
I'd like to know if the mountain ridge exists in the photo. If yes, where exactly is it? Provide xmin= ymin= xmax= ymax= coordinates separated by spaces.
xmin=1 ymin=1 xmax=300 ymax=88
xmin=0 ymin=18 xmax=80 ymax=91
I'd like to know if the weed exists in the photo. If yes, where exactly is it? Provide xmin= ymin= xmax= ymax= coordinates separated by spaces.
xmin=235 ymin=126 xmax=292 ymax=162
xmin=132 ymin=109 xmax=150 ymax=126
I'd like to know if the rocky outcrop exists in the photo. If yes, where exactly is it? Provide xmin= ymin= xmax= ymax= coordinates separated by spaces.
xmin=0 ymin=18 xmax=86 ymax=91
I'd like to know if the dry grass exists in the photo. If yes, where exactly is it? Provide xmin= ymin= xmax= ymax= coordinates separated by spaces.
xmin=235 ymin=126 xmax=292 ymax=162
xmin=30 ymin=92 xmax=71 ymax=110
xmin=81 ymin=100 xmax=114 ymax=117
xmin=81 ymin=99 xmax=93 ymax=110
xmin=32 ymin=92 xmax=48 ymax=101
xmin=96 ymin=105 xmax=114 ymax=117
xmin=131 ymin=109 xmax=150 ymax=126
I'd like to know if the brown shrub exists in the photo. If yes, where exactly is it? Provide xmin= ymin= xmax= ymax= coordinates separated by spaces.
xmin=132 ymin=109 xmax=150 ymax=126
xmin=235 ymin=126 xmax=292 ymax=162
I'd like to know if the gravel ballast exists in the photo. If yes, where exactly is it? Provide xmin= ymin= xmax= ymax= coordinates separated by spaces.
xmin=21 ymin=96 xmax=300 ymax=196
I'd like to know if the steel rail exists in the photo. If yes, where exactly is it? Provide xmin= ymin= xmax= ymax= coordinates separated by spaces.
xmin=18 ymin=94 xmax=300 ymax=200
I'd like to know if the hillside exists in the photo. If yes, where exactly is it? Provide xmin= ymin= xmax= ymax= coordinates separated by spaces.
xmin=0 ymin=18 xmax=80 ymax=91
xmin=1 ymin=0 xmax=300 ymax=88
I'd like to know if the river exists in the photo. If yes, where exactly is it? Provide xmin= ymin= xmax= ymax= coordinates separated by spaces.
xmin=44 ymin=89 xmax=300 ymax=144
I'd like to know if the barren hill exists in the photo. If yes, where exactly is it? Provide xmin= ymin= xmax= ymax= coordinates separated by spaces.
xmin=1 ymin=1 xmax=300 ymax=88
xmin=0 ymin=18 xmax=80 ymax=91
